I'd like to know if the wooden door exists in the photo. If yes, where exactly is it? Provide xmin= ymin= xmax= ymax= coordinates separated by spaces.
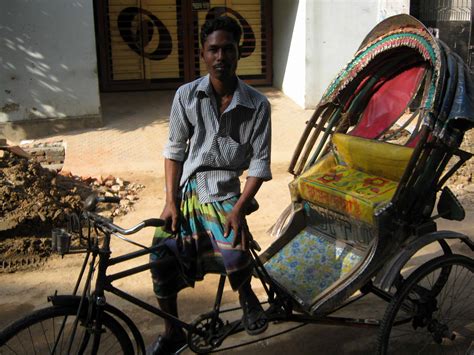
xmin=96 ymin=0 xmax=272 ymax=91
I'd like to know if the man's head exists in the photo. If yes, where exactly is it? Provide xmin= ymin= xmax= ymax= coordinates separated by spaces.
xmin=200 ymin=16 xmax=242 ymax=82
xmin=200 ymin=16 xmax=242 ymax=49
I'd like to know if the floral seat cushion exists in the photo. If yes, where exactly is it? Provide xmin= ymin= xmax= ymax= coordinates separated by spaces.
xmin=264 ymin=228 xmax=365 ymax=308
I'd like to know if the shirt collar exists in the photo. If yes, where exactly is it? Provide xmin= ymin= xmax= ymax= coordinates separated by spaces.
xmin=196 ymin=74 xmax=255 ymax=110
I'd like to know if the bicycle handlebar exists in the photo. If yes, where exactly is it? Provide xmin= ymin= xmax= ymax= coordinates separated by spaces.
xmin=86 ymin=211 xmax=164 ymax=236
xmin=83 ymin=194 xmax=164 ymax=236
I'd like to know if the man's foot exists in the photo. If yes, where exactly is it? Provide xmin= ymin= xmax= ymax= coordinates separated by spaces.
xmin=239 ymin=289 xmax=268 ymax=336
xmin=146 ymin=334 xmax=187 ymax=355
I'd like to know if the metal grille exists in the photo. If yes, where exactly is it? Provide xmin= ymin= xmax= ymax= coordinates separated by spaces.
xmin=418 ymin=0 xmax=471 ymax=21
xmin=412 ymin=0 xmax=473 ymax=68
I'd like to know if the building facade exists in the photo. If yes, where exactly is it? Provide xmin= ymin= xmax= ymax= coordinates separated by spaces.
xmin=1 ymin=0 xmax=472 ymax=139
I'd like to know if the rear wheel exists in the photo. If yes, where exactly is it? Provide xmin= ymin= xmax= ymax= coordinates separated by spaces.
xmin=378 ymin=254 xmax=474 ymax=354
xmin=0 ymin=306 xmax=133 ymax=354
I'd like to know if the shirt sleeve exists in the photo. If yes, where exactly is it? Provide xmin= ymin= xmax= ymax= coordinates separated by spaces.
xmin=248 ymin=99 xmax=272 ymax=180
xmin=163 ymin=89 xmax=191 ymax=161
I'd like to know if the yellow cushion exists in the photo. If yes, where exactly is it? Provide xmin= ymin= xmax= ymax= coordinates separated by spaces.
xmin=291 ymin=134 xmax=414 ymax=223
xmin=297 ymin=165 xmax=398 ymax=224
xmin=332 ymin=133 xmax=413 ymax=181
xmin=289 ymin=152 xmax=336 ymax=202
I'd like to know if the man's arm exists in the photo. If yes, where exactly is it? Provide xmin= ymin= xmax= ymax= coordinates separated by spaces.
xmin=161 ymin=89 xmax=190 ymax=233
xmin=161 ymin=158 xmax=183 ymax=233
xmin=224 ymin=176 xmax=264 ymax=250
xmin=224 ymin=99 xmax=272 ymax=250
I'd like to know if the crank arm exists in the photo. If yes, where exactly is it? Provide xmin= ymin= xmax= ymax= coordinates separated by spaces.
xmin=210 ymin=320 xmax=242 ymax=348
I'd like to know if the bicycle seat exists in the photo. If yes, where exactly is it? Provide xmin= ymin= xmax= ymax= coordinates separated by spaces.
xmin=245 ymin=198 xmax=259 ymax=215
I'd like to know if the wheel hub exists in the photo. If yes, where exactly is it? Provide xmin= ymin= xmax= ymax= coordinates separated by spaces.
xmin=187 ymin=312 xmax=225 ymax=354
xmin=428 ymin=319 xmax=455 ymax=344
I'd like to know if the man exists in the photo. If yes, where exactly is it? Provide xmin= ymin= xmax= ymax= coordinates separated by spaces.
xmin=149 ymin=16 xmax=271 ymax=354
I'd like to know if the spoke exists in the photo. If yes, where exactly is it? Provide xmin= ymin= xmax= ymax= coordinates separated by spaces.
xmin=40 ymin=321 xmax=52 ymax=354
xmin=101 ymin=331 xmax=114 ymax=345
xmin=27 ymin=326 xmax=37 ymax=355
xmin=5 ymin=343 xmax=20 ymax=355
xmin=14 ymin=333 xmax=27 ymax=354
xmin=441 ymin=266 xmax=461 ymax=322
xmin=103 ymin=337 xmax=119 ymax=354
xmin=59 ymin=318 xmax=65 ymax=353
xmin=386 ymin=258 xmax=474 ymax=355
xmin=437 ymin=267 xmax=472 ymax=329
xmin=51 ymin=316 xmax=56 ymax=355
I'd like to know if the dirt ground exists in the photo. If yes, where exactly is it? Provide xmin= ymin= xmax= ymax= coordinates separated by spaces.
xmin=1 ymin=89 xmax=473 ymax=354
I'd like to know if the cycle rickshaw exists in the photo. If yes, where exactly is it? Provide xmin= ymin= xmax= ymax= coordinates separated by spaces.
xmin=1 ymin=14 xmax=473 ymax=354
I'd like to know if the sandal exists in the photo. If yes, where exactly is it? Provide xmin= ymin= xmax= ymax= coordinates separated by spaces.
xmin=239 ymin=292 xmax=268 ymax=336
xmin=146 ymin=334 xmax=187 ymax=355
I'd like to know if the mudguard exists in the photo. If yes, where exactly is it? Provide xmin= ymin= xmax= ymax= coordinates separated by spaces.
xmin=373 ymin=230 xmax=474 ymax=292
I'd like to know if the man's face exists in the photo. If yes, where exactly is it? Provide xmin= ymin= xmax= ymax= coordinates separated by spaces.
xmin=201 ymin=29 xmax=239 ymax=82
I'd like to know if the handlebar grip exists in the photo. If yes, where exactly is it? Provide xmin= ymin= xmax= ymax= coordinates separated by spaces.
xmin=84 ymin=194 xmax=121 ymax=212
xmin=143 ymin=218 xmax=165 ymax=227
xmin=98 ymin=196 xmax=121 ymax=204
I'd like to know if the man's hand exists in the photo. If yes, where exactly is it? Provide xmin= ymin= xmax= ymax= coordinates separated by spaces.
xmin=224 ymin=206 xmax=250 ymax=250
xmin=224 ymin=177 xmax=263 ymax=251
xmin=160 ymin=201 xmax=179 ymax=234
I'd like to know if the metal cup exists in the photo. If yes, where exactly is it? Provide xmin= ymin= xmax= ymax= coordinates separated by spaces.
xmin=51 ymin=228 xmax=64 ymax=251
xmin=54 ymin=229 xmax=71 ymax=254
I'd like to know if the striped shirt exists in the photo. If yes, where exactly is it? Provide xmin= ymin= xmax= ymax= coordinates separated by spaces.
xmin=164 ymin=74 xmax=272 ymax=203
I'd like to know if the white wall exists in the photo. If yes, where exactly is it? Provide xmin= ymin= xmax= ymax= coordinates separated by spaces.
xmin=0 ymin=0 xmax=101 ymax=124
xmin=273 ymin=0 xmax=307 ymax=108
xmin=273 ymin=0 xmax=409 ymax=109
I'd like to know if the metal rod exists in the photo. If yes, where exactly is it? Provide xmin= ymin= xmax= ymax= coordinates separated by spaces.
xmin=66 ymin=253 xmax=97 ymax=354
xmin=72 ymin=251 xmax=91 ymax=296
xmin=106 ymin=261 xmax=157 ymax=282
xmin=106 ymin=285 xmax=193 ymax=331
xmin=108 ymin=244 xmax=160 ymax=266
xmin=213 ymin=275 xmax=226 ymax=313
xmin=106 ymin=257 xmax=174 ymax=283
xmin=110 ymin=232 xmax=149 ymax=248
xmin=279 ymin=314 xmax=381 ymax=328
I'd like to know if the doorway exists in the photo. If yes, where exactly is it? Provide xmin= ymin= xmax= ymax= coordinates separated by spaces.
xmin=95 ymin=0 xmax=272 ymax=91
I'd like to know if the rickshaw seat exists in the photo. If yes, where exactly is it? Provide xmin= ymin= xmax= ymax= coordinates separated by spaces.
xmin=293 ymin=133 xmax=414 ymax=224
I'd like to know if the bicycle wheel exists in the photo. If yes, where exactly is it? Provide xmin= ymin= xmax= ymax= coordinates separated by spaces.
xmin=0 ymin=305 xmax=133 ymax=354
xmin=378 ymin=254 xmax=474 ymax=354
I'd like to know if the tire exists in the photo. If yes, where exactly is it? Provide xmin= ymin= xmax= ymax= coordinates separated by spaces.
xmin=0 ymin=306 xmax=134 ymax=354
xmin=378 ymin=254 xmax=474 ymax=354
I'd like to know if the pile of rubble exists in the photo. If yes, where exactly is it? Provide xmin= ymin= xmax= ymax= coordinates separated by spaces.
xmin=58 ymin=171 xmax=145 ymax=218
xmin=0 ymin=146 xmax=144 ymax=272
xmin=20 ymin=140 xmax=65 ymax=171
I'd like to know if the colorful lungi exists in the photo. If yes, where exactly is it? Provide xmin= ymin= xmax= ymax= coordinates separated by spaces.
xmin=150 ymin=178 xmax=253 ymax=298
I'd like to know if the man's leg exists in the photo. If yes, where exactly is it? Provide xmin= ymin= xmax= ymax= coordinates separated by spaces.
xmin=202 ymin=198 xmax=268 ymax=336
xmin=238 ymin=277 xmax=268 ymax=335
xmin=147 ymin=294 xmax=187 ymax=354
xmin=149 ymin=240 xmax=188 ymax=354
xmin=157 ymin=296 xmax=185 ymax=340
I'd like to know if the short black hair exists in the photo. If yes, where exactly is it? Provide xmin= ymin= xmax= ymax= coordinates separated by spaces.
xmin=200 ymin=16 xmax=242 ymax=47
